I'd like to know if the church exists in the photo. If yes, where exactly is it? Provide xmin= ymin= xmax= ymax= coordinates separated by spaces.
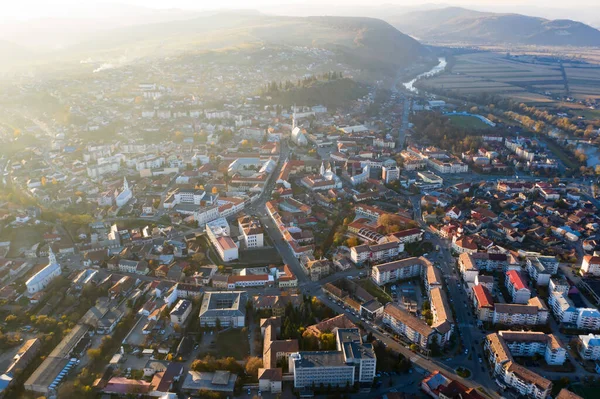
xmin=300 ymin=162 xmax=343 ymax=191
xmin=115 ymin=177 xmax=133 ymax=207
xmin=26 ymin=248 xmax=62 ymax=295
xmin=290 ymin=110 xmax=308 ymax=146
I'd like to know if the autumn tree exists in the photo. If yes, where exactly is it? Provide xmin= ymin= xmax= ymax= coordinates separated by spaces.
xmin=346 ymin=237 xmax=359 ymax=247
xmin=245 ymin=356 xmax=263 ymax=378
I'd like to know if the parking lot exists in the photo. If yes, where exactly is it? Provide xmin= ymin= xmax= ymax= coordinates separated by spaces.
xmin=124 ymin=315 xmax=176 ymax=349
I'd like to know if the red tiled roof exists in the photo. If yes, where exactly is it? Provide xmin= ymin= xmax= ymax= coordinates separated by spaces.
xmin=473 ymin=285 xmax=494 ymax=308
xmin=506 ymin=270 xmax=527 ymax=291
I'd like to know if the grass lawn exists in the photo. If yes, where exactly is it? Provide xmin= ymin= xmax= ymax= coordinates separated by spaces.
xmin=237 ymin=248 xmax=283 ymax=267
xmin=540 ymin=137 xmax=580 ymax=170
xmin=214 ymin=329 xmax=250 ymax=360
xmin=447 ymin=114 xmax=492 ymax=130
xmin=0 ymin=226 xmax=47 ymax=257
xmin=357 ymin=279 xmax=393 ymax=304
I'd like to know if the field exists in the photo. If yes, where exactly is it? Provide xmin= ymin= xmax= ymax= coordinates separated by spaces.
xmin=418 ymin=51 xmax=600 ymax=107
xmin=214 ymin=329 xmax=250 ymax=360
xmin=569 ymin=383 xmax=598 ymax=399
xmin=447 ymin=114 xmax=493 ymax=129
xmin=0 ymin=226 xmax=47 ymax=257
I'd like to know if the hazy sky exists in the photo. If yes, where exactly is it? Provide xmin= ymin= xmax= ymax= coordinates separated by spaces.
xmin=3 ymin=0 xmax=599 ymax=20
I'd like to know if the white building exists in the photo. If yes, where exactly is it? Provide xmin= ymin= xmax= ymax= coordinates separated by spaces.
xmin=26 ymin=248 xmax=61 ymax=295
xmin=579 ymin=334 xmax=600 ymax=360
xmin=238 ymin=215 xmax=264 ymax=249
xmin=193 ymin=205 xmax=220 ymax=227
xmin=505 ymin=271 xmax=531 ymax=304
xmin=576 ymin=308 xmax=600 ymax=331
xmin=170 ymin=299 xmax=192 ymax=325
xmin=526 ymin=256 xmax=558 ymax=286
xmin=371 ymin=257 xmax=429 ymax=286
xmin=382 ymin=165 xmax=400 ymax=183
xmin=206 ymin=218 xmax=238 ymax=262
xmin=289 ymin=328 xmax=376 ymax=388
xmin=87 ymin=162 xmax=119 ymax=178
xmin=115 ymin=177 xmax=133 ymax=207
xmin=581 ymin=254 xmax=600 ymax=276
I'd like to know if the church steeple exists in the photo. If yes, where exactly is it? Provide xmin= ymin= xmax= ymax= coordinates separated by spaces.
xmin=48 ymin=246 xmax=57 ymax=265
xmin=123 ymin=177 xmax=129 ymax=191
xmin=292 ymin=105 xmax=296 ymax=130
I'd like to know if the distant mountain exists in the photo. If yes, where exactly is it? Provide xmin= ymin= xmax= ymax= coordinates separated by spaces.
xmin=388 ymin=7 xmax=600 ymax=47
xmin=67 ymin=13 xmax=427 ymax=75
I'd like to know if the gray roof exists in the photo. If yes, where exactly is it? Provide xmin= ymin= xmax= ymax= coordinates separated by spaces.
xmin=293 ymin=351 xmax=346 ymax=368
xmin=181 ymin=371 xmax=237 ymax=393
xmin=199 ymin=291 xmax=247 ymax=319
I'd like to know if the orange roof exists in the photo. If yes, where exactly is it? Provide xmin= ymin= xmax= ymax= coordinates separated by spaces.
xmin=473 ymin=285 xmax=494 ymax=308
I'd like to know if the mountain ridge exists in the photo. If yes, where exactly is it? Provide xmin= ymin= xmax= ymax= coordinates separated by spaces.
xmin=388 ymin=6 xmax=600 ymax=47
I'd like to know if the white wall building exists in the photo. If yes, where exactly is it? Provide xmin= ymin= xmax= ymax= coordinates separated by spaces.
xmin=26 ymin=249 xmax=61 ymax=295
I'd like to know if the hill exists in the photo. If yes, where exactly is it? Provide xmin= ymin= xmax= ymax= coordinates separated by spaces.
xmin=389 ymin=7 xmax=600 ymax=47
xmin=67 ymin=13 xmax=427 ymax=76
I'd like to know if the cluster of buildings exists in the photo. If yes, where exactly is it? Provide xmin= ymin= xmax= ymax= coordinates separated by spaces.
xmin=367 ymin=257 xmax=455 ymax=349
xmin=485 ymin=331 xmax=566 ymax=399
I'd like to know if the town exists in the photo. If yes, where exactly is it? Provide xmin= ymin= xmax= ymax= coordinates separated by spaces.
xmin=1 ymin=6 xmax=600 ymax=399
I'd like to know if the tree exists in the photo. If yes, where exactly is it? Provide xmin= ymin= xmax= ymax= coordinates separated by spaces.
xmin=87 ymin=348 xmax=102 ymax=361
xmin=245 ymin=356 xmax=263 ymax=377
xmin=192 ymin=253 xmax=206 ymax=264
xmin=346 ymin=237 xmax=359 ymax=247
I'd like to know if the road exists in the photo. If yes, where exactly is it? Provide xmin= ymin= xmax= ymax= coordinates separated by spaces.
xmin=241 ymin=139 xmax=313 ymax=286
xmin=314 ymin=292 xmax=500 ymax=399
xmin=409 ymin=195 xmax=498 ymax=394
xmin=390 ymin=77 xmax=411 ymax=150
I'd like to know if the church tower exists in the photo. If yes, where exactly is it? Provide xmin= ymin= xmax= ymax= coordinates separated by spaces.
xmin=48 ymin=246 xmax=57 ymax=265
xmin=123 ymin=177 xmax=129 ymax=192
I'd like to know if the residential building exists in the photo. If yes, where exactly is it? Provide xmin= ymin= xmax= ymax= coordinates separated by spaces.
xmin=371 ymin=257 xmax=430 ymax=286
xmin=199 ymin=291 xmax=247 ymax=328
xmin=206 ymin=218 xmax=238 ymax=262
xmin=288 ymin=328 xmax=376 ymax=388
xmin=578 ymin=334 xmax=600 ymax=360
xmin=382 ymin=303 xmax=435 ymax=349
xmin=238 ymin=215 xmax=264 ymax=248
xmin=492 ymin=300 xmax=548 ymax=326
xmin=484 ymin=332 xmax=553 ymax=399
xmin=582 ymin=254 xmax=600 ymax=276
xmin=505 ymin=271 xmax=531 ymax=304
xmin=170 ymin=299 xmax=192 ymax=325
xmin=472 ymin=285 xmax=494 ymax=322
xmin=526 ymin=256 xmax=558 ymax=286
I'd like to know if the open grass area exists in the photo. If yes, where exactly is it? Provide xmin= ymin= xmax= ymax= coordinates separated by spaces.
xmin=214 ymin=329 xmax=250 ymax=360
xmin=357 ymin=278 xmax=392 ymax=304
xmin=238 ymin=247 xmax=283 ymax=266
xmin=540 ymin=137 xmax=580 ymax=170
xmin=0 ymin=226 xmax=48 ymax=257
xmin=447 ymin=114 xmax=492 ymax=130
xmin=569 ymin=384 xmax=598 ymax=398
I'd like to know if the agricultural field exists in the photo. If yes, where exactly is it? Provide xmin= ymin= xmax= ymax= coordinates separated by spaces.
xmin=447 ymin=114 xmax=493 ymax=129
xmin=418 ymin=52 xmax=600 ymax=107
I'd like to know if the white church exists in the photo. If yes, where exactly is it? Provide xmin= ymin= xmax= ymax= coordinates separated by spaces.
xmin=115 ymin=177 xmax=133 ymax=207
xmin=26 ymin=248 xmax=62 ymax=295
xmin=290 ymin=110 xmax=308 ymax=146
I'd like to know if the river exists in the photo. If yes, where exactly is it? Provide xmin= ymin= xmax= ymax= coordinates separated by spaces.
xmin=403 ymin=57 xmax=447 ymax=93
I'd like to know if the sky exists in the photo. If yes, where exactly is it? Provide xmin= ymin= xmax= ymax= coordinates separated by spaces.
xmin=0 ymin=0 xmax=599 ymax=21
xmin=2 ymin=0 xmax=598 ymax=20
